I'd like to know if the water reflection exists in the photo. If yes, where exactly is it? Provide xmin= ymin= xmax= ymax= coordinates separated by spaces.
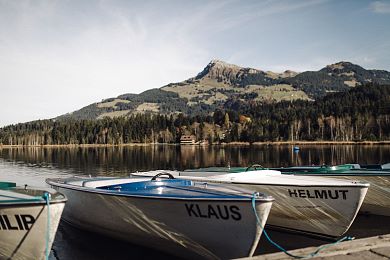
xmin=0 ymin=145 xmax=389 ymax=176
xmin=53 ymin=221 xmax=176 ymax=260
xmin=1 ymin=145 xmax=390 ymax=260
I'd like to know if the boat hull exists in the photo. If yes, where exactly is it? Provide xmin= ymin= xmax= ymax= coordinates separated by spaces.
xmin=226 ymin=183 xmax=367 ymax=237
xmin=132 ymin=170 xmax=368 ymax=238
xmin=49 ymin=181 xmax=272 ymax=259
xmin=274 ymin=165 xmax=390 ymax=217
xmin=0 ymin=202 xmax=65 ymax=260
xmin=287 ymin=174 xmax=390 ymax=217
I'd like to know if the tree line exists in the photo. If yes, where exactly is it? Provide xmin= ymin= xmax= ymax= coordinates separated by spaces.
xmin=0 ymin=84 xmax=389 ymax=145
xmin=239 ymin=84 xmax=390 ymax=142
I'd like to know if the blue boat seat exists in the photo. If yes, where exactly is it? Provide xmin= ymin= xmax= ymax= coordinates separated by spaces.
xmin=0 ymin=182 xmax=17 ymax=189
xmin=98 ymin=179 xmax=193 ymax=192
xmin=82 ymin=178 xmax=137 ymax=188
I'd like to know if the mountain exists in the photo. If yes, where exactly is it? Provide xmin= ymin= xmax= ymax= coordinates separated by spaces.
xmin=57 ymin=60 xmax=390 ymax=120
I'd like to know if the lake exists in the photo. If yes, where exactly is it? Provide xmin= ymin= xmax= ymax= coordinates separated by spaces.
xmin=1 ymin=144 xmax=390 ymax=259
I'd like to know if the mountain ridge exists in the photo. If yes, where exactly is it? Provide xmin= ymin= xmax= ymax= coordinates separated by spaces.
xmin=57 ymin=60 xmax=390 ymax=121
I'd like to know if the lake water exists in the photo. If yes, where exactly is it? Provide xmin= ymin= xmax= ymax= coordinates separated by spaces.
xmin=1 ymin=144 xmax=390 ymax=259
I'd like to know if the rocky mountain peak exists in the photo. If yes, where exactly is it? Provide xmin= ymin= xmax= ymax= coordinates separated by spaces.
xmin=323 ymin=61 xmax=363 ymax=72
xmin=56 ymin=59 xmax=390 ymax=121
xmin=281 ymin=70 xmax=299 ymax=78
xmin=319 ymin=61 xmax=390 ymax=87
xmin=195 ymin=59 xmax=261 ymax=84
xmin=209 ymin=59 xmax=236 ymax=67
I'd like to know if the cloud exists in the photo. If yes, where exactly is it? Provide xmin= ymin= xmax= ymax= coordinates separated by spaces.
xmin=370 ymin=1 xmax=390 ymax=14
xmin=0 ymin=0 xmax=389 ymax=127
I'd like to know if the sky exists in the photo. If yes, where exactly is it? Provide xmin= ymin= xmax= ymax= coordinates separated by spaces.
xmin=1 ymin=0 xmax=390 ymax=127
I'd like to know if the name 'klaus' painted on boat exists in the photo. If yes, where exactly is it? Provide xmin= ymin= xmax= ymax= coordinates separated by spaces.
xmin=185 ymin=203 xmax=242 ymax=220
xmin=288 ymin=189 xmax=349 ymax=200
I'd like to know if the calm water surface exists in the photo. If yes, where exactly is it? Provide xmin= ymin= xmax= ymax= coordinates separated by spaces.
xmin=1 ymin=145 xmax=389 ymax=259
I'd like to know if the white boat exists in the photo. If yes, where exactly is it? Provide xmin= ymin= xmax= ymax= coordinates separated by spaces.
xmin=0 ymin=182 xmax=67 ymax=260
xmin=46 ymin=173 xmax=274 ymax=259
xmin=271 ymin=163 xmax=390 ymax=216
xmin=132 ymin=169 xmax=369 ymax=238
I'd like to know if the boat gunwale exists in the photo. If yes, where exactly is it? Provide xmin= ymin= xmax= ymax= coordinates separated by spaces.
xmin=272 ymin=165 xmax=390 ymax=176
xmin=283 ymin=173 xmax=390 ymax=177
xmin=162 ymin=174 xmax=371 ymax=188
xmin=189 ymin=166 xmax=390 ymax=178
xmin=132 ymin=172 xmax=371 ymax=188
xmin=46 ymin=179 xmax=275 ymax=202
xmin=0 ymin=199 xmax=67 ymax=207
xmin=0 ymin=189 xmax=67 ymax=205
xmin=204 ymin=180 xmax=370 ymax=188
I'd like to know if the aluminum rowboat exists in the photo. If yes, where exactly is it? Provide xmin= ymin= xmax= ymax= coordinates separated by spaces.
xmin=47 ymin=174 xmax=273 ymax=259
xmin=132 ymin=169 xmax=369 ymax=238
xmin=0 ymin=182 xmax=66 ymax=260
xmin=270 ymin=164 xmax=390 ymax=216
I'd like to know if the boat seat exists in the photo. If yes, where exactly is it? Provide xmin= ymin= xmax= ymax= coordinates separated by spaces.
xmin=64 ymin=180 xmax=85 ymax=186
xmin=0 ymin=182 xmax=16 ymax=189
xmin=82 ymin=178 xmax=139 ymax=188
xmin=383 ymin=163 xmax=390 ymax=170
xmin=98 ymin=179 xmax=193 ymax=192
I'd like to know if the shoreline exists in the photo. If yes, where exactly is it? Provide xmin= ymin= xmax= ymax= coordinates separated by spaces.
xmin=0 ymin=140 xmax=390 ymax=148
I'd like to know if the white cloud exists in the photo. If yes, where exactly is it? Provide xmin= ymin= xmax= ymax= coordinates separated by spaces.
xmin=370 ymin=1 xmax=390 ymax=14
xmin=0 ymin=0 xmax=389 ymax=127
xmin=0 ymin=1 xmax=212 ymax=126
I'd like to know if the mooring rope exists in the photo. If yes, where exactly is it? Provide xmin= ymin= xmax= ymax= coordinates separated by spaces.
xmin=42 ymin=192 xmax=51 ymax=260
xmin=251 ymin=193 xmax=354 ymax=259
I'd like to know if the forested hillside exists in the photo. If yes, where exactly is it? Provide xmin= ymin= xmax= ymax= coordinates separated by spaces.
xmin=239 ymin=84 xmax=390 ymax=142
xmin=56 ymin=60 xmax=390 ymax=121
xmin=1 ymin=84 xmax=389 ymax=145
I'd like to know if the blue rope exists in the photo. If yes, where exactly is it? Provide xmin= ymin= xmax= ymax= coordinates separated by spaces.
xmin=251 ymin=194 xmax=354 ymax=259
xmin=42 ymin=192 xmax=51 ymax=260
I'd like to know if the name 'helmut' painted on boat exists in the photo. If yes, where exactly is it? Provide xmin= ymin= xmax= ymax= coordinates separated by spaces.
xmin=185 ymin=204 xmax=242 ymax=221
xmin=288 ymin=189 xmax=349 ymax=200
xmin=0 ymin=214 xmax=35 ymax=231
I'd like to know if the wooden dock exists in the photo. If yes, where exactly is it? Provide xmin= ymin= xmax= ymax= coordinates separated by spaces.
xmin=243 ymin=234 xmax=390 ymax=259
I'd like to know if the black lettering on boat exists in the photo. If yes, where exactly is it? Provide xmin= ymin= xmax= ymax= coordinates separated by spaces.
xmin=288 ymin=189 xmax=348 ymax=200
xmin=185 ymin=204 xmax=198 ymax=217
xmin=196 ymin=204 xmax=208 ymax=218
xmin=314 ymin=190 xmax=328 ymax=199
xmin=0 ymin=215 xmax=6 ymax=230
xmin=21 ymin=215 xmax=35 ymax=230
xmin=15 ymin=215 xmax=24 ymax=230
xmin=185 ymin=204 xmax=243 ymax=221
xmin=339 ymin=190 xmax=348 ymax=200
xmin=328 ymin=190 xmax=339 ymax=200
xmin=207 ymin=205 xmax=219 ymax=219
xmin=3 ymin=215 xmax=18 ymax=230
xmin=230 ymin=206 xmax=242 ymax=221
xmin=298 ymin=190 xmax=306 ymax=198
xmin=306 ymin=190 xmax=316 ymax=199
xmin=0 ymin=215 xmax=35 ymax=231
xmin=217 ymin=205 xmax=229 ymax=220
xmin=288 ymin=189 xmax=298 ymax=197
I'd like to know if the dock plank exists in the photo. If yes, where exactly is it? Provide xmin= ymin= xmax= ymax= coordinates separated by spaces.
xmin=242 ymin=234 xmax=390 ymax=260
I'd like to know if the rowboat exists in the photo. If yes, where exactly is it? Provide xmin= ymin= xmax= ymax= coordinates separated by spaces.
xmin=46 ymin=173 xmax=274 ymax=259
xmin=0 ymin=182 xmax=67 ymax=260
xmin=132 ymin=169 xmax=369 ymax=238
xmin=270 ymin=164 xmax=390 ymax=216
